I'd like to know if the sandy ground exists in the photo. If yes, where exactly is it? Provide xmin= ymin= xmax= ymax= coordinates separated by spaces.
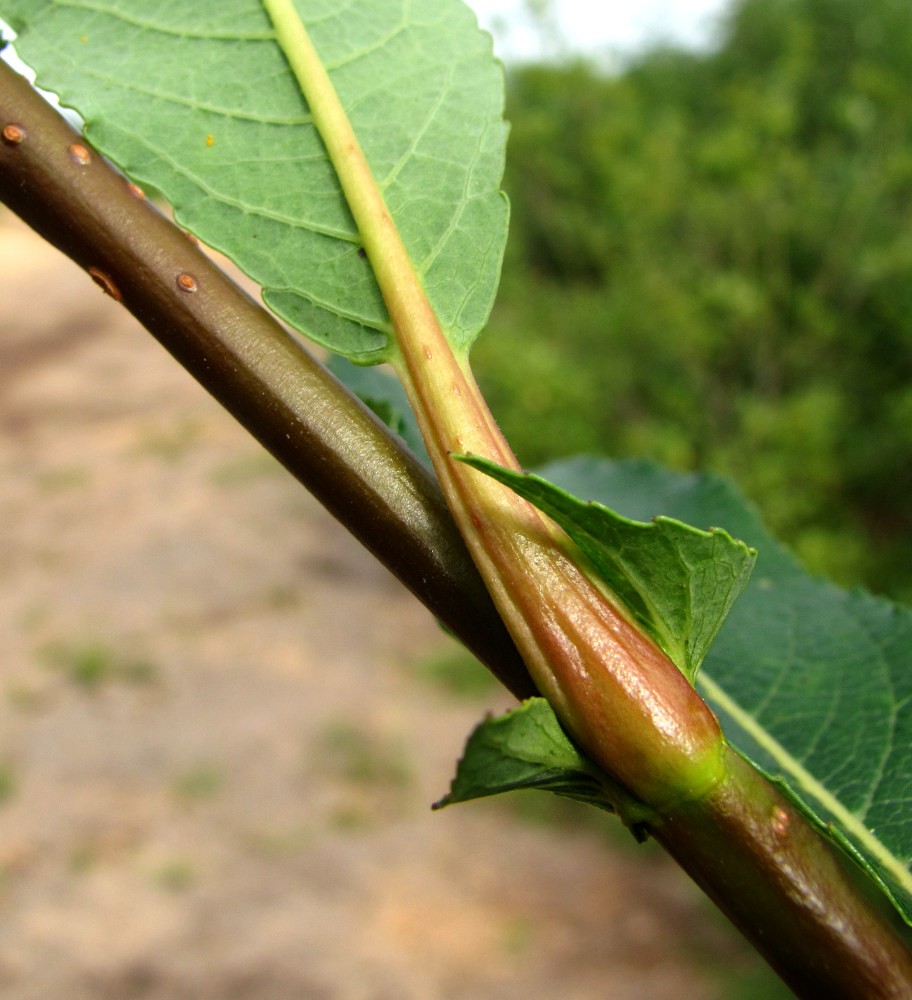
xmin=0 ymin=210 xmax=779 ymax=999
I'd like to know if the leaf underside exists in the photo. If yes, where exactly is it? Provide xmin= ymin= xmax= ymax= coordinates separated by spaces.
xmin=4 ymin=0 xmax=509 ymax=362
xmin=537 ymin=456 xmax=912 ymax=926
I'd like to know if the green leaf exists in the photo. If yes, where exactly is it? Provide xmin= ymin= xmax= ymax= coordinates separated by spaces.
xmin=433 ymin=697 xmax=621 ymax=815
xmin=456 ymin=455 xmax=757 ymax=682
xmin=535 ymin=455 xmax=912 ymax=927
xmin=4 ymin=0 xmax=509 ymax=362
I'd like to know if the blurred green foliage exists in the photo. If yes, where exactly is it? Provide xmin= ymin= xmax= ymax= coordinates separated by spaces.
xmin=475 ymin=0 xmax=912 ymax=601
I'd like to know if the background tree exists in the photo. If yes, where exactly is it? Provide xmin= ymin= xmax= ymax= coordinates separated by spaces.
xmin=478 ymin=0 xmax=912 ymax=601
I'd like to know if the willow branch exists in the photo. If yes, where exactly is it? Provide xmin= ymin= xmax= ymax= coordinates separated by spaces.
xmin=4 ymin=57 xmax=912 ymax=999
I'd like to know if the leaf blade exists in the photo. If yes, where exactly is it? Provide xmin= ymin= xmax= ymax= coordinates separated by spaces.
xmin=5 ymin=0 xmax=509 ymax=361
xmin=433 ymin=697 xmax=619 ymax=814
xmin=456 ymin=454 xmax=757 ymax=681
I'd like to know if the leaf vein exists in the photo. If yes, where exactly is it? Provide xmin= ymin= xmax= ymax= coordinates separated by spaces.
xmin=322 ymin=20 xmax=408 ymax=72
xmin=269 ymin=285 xmax=392 ymax=334
xmin=68 ymin=60 xmax=312 ymax=126
xmin=100 ymin=120 xmax=359 ymax=243
xmin=378 ymin=65 xmax=453 ymax=193
xmin=48 ymin=0 xmax=277 ymax=41
xmin=416 ymin=95 xmax=485 ymax=279
xmin=851 ymin=615 xmax=899 ymax=817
